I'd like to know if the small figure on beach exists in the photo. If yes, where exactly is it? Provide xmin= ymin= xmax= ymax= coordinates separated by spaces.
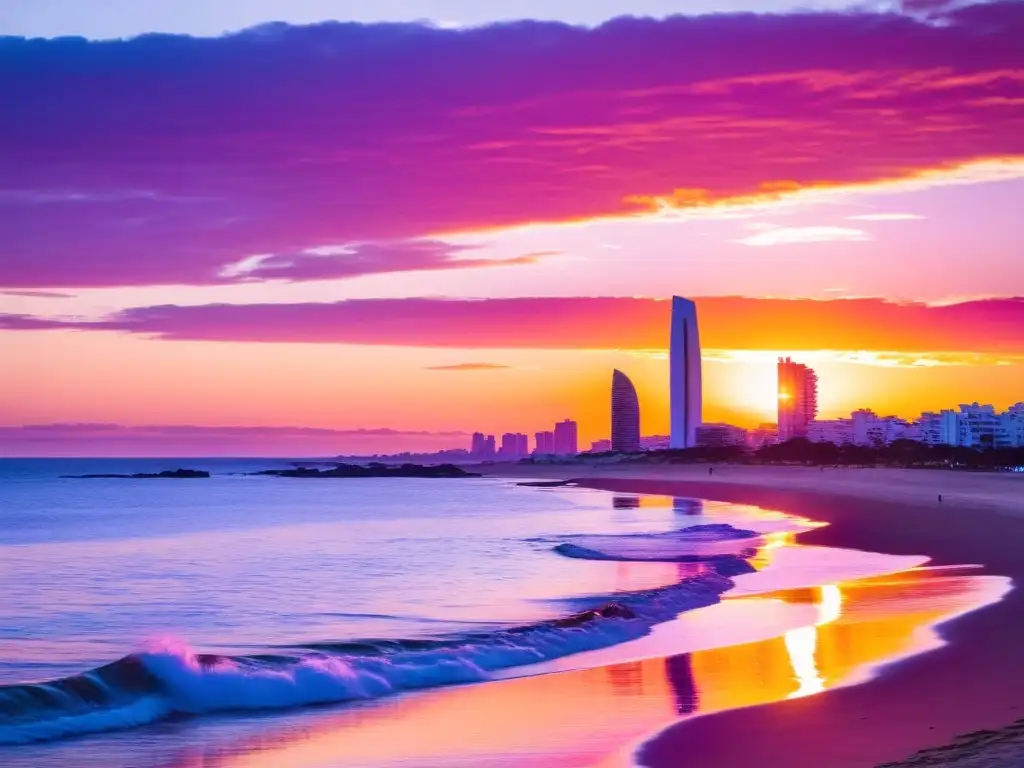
xmin=938 ymin=494 xmax=943 ymax=502
xmin=709 ymin=467 xmax=714 ymax=476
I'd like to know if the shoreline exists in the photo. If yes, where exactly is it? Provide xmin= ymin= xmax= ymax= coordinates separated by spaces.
xmin=483 ymin=465 xmax=1024 ymax=767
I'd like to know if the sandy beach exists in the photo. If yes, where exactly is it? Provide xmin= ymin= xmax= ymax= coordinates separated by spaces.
xmin=480 ymin=464 xmax=1024 ymax=767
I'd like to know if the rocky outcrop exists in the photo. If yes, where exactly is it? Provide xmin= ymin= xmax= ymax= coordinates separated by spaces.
xmin=64 ymin=469 xmax=211 ymax=479
xmin=252 ymin=462 xmax=481 ymax=479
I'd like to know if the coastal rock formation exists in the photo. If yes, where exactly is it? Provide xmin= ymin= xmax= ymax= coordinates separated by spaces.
xmin=63 ymin=469 xmax=211 ymax=479
xmin=253 ymin=462 xmax=481 ymax=479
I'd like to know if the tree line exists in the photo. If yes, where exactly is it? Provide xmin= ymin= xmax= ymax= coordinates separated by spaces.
xmin=627 ymin=438 xmax=1024 ymax=470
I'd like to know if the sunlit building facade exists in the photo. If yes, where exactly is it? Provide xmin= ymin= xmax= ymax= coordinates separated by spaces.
xmin=611 ymin=369 xmax=641 ymax=453
xmin=695 ymin=423 xmax=747 ymax=447
xmin=777 ymin=357 xmax=818 ymax=441
xmin=669 ymin=296 xmax=702 ymax=449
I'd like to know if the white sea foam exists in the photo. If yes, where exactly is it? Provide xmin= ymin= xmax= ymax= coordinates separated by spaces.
xmin=555 ymin=523 xmax=762 ymax=561
xmin=0 ymin=571 xmax=733 ymax=745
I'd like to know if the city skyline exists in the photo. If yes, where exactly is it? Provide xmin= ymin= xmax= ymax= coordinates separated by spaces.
xmin=2 ymin=2 xmax=1023 ymax=457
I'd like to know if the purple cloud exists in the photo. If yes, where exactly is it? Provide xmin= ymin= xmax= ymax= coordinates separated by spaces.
xmin=220 ymin=240 xmax=543 ymax=282
xmin=1 ymin=290 xmax=75 ymax=299
xmin=2 ymin=5 xmax=1022 ymax=288
xmin=4 ymin=295 xmax=1024 ymax=353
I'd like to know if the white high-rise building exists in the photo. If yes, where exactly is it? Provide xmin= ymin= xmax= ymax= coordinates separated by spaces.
xmin=669 ymin=296 xmax=702 ymax=449
xmin=998 ymin=404 xmax=1024 ymax=448
xmin=917 ymin=411 xmax=960 ymax=446
xmin=954 ymin=403 xmax=1000 ymax=448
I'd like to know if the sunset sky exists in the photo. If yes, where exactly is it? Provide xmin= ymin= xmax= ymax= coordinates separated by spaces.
xmin=2 ymin=0 xmax=1023 ymax=456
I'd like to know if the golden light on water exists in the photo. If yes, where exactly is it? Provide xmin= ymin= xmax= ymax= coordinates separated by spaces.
xmin=784 ymin=585 xmax=844 ymax=699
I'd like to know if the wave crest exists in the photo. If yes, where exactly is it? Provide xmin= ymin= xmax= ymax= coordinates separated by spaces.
xmin=0 ymin=568 xmax=739 ymax=745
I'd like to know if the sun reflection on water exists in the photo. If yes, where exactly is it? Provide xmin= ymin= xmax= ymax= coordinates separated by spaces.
xmin=784 ymin=584 xmax=844 ymax=699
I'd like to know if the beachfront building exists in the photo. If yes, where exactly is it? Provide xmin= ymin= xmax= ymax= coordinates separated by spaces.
xmin=669 ymin=296 xmax=702 ymax=449
xmin=807 ymin=418 xmax=853 ymax=445
xmin=777 ymin=357 xmax=818 ymax=441
xmin=807 ymin=411 xmax=917 ymax=447
xmin=917 ymin=410 xmax=960 ymax=446
xmin=590 ymin=439 xmax=613 ymax=453
xmin=852 ymin=410 xmax=916 ymax=446
xmin=695 ymin=423 xmax=748 ymax=447
xmin=611 ymin=369 xmax=641 ymax=453
xmin=534 ymin=431 xmax=554 ymax=456
xmin=553 ymin=419 xmax=579 ymax=455
xmin=998 ymin=403 xmax=1024 ymax=448
xmin=954 ymin=403 xmax=1001 ymax=448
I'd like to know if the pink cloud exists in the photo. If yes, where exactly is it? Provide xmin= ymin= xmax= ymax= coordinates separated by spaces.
xmin=219 ymin=239 xmax=543 ymax=282
xmin=2 ymin=4 xmax=1022 ymax=288
xmin=4 ymin=296 xmax=1023 ymax=353
xmin=424 ymin=362 xmax=512 ymax=371
xmin=0 ymin=424 xmax=470 ymax=458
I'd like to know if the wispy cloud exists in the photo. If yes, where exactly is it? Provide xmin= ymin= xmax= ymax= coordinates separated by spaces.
xmin=4 ymin=296 xmax=1024 ymax=354
xmin=424 ymin=362 xmax=512 ymax=371
xmin=703 ymin=349 xmax=1024 ymax=368
xmin=0 ymin=290 xmax=75 ymax=299
xmin=846 ymin=213 xmax=926 ymax=221
xmin=736 ymin=226 xmax=870 ymax=247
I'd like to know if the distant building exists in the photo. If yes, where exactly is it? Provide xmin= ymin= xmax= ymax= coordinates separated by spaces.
xmin=670 ymin=296 xmax=702 ymax=449
xmin=470 ymin=432 xmax=487 ymax=458
xmin=483 ymin=435 xmax=496 ymax=460
xmin=611 ymin=369 xmax=641 ymax=453
xmin=640 ymin=435 xmax=671 ymax=451
xmin=954 ymin=403 xmax=1001 ymax=448
xmin=807 ymin=418 xmax=853 ymax=445
xmin=499 ymin=432 xmax=529 ymax=460
xmin=747 ymin=424 xmax=779 ymax=449
xmin=777 ymin=357 xmax=818 ymax=441
xmin=553 ymin=419 xmax=579 ymax=455
xmin=695 ymin=423 xmax=747 ymax=447
xmin=918 ymin=410 xmax=959 ymax=446
xmin=534 ymin=431 xmax=555 ymax=455
xmin=808 ymin=411 xmax=915 ymax=447
xmin=852 ymin=410 xmax=915 ymax=446
xmin=590 ymin=439 xmax=613 ymax=453
xmin=999 ymin=403 xmax=1024 ymax=448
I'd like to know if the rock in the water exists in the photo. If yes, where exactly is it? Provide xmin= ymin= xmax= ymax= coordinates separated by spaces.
xmin=251 ymin=463 xmax=481 ymax=479
xmin=64 ymin=468 xmax=211 ymax=479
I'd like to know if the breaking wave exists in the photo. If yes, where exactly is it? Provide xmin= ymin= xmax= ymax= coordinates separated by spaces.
xmin=0 ymin=566 xmax=741 ymax=745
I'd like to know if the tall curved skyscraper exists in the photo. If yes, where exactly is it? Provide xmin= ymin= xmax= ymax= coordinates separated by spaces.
xmin=670 ymin=296 xmax=702 ymax=449
xmin=611 ymin=369 xmax=641 ymax=453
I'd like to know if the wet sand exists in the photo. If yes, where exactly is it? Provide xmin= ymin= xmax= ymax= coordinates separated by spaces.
xmin=482 ymin=465 xmax=1024 ymax=767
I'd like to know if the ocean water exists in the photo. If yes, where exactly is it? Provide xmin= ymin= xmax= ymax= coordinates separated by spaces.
xmin=0 ymin=458 xmax=1007 ymax=767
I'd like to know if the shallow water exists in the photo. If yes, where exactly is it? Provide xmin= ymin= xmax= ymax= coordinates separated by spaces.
xmin=0 ymin=458 xmax=1008 ymax=766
